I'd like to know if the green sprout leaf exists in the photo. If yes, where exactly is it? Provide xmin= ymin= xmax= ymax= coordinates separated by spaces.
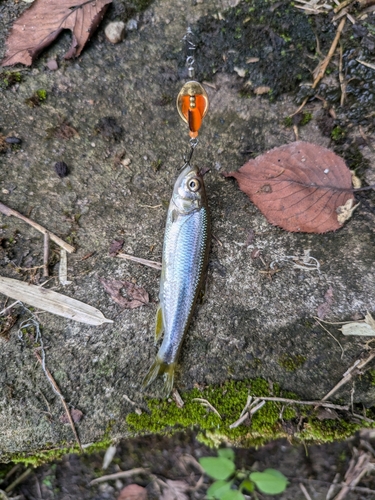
xmin=250 ymin=469 xmax=288 ymax=495
xmin=207 ymin=480 xmax=234 ymax=499
xmin=221 ymin=491 xmax=245 ymax=500
xmin=217 ymin=448 xmax=235 ymax=461
xmin=239 ymin=479 xmax=254 ymax=493
xmin=199 ymin=457 xmax=236 ymax=481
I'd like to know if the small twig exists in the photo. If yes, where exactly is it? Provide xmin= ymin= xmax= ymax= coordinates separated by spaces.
xmin=89 ymin=467 xmax=148 ymax=486
xmin=249 ymin=400 xmax=266 ymax=414
xmin=229 ymin=412 xmax=250 ymax=429
xmin=34 ymin=351 xmax=83 ymax=452
xmin=139 ymin=204 xmax=162 ymax=209
xmin=326 ymin=472 xmax=341 ymax=500
xmin=0 ymin=465 xmax=21 ymax=487
xmin=172 ymin=388 xmax=184 ymax=408
xmin=240 ymin=395 xmax=253 ymax=417
xmin=192 ymin=398 xmax=222 ymax=419
xmin=123 ymin=394 xmax=137 ymax=406
xmin=314 ymin=318 xmax=345 ymax=359
xmin=4 ymin=469 xmax=32 ymax=494
xmin=334 ymin=451 xmax=372 ymax=500
xmin=313 ymin=17 xmax=346 ymax=86
xmin=249 ymin=396 xmax=349 ymax=410
xmin=116 ymin=252 xmax=162 ymax=270
xmin=59 ymin=249 xmax=72 ymax=286
xmin=339 ymin=44 xmax=346 ymax=106
xmin=43 ymin=232 xmax=49 ymax=277
xmin=353 ymin=412 xmax=375 ymax=423
xmin=300 ymin=483 xmax=313 ymax=500
xmin=334 ymin=0 xmax=353 ymax=12
xmin=0 ymin=202 xmax=75 ymax=253
xmin=321 ymin=349 xmax=375 ymax=402
xmin=0 ymin=300 xmax=20 ymax=317
xmin=293 ymin=17 xmax=346 ymax=116
xmin=356 ymin=59 xmax=375 ymax=71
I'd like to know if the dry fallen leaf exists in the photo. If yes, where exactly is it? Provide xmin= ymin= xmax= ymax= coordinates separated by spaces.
xmin=109 ymin=239 xmax=124 ymax=257
xmin=0 ymin=276 xmax=113 ymax=325
xmin=100 ymin=278 xmax=149 ymax=309
xmin=225 ymin=141 xmax=355 ymax=233
xmin=160 ymin=480 xmax=189 ymax=500
xmin=340 ymin=312 xmax=375 ymax=336
xmin=1 ymin=0 xmax=112 ymax=67
xmin=118 ymin=484 xmax=148 ymax=500
xmin=60 ymin=408 xmax=83 ymax=424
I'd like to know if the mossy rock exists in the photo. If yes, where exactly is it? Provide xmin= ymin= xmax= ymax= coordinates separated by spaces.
xmin=0 ymin=0 xmax=375 ymax=463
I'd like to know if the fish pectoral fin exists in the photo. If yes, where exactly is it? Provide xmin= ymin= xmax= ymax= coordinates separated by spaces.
xmin=142 ymin=356 xmax=176 ymax=397
xmin=154 ymin=306 xmax=164 ymax=344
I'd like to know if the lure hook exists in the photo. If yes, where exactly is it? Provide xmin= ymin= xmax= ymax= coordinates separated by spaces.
xmin=179 ymin=138 xmax=199 ymax=171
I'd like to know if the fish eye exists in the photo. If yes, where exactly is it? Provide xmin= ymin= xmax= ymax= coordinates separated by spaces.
xmin=188 ymin=178 xmax=201 ymax=192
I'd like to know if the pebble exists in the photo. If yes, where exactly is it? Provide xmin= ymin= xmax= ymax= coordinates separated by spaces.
xmin=46 ymin=59 xmax=58 ymax=71
xmin=54 ymin=161 xmax=69 ymax=178
xmin=126 ymin=19 xmax=138 ymax=31
xmin=105 ymin=22 xmax=126 ymax=44
xmin=121 ymin=158 xmax=131 ymax=167
xmin=5 ymin=136 xmax=22 ymax=144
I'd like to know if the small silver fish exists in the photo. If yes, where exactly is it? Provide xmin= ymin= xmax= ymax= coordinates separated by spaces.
xmin=143 ymin=163 xmax=210 ymax=396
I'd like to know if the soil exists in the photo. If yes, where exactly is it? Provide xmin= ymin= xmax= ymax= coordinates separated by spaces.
xmin=1 ymin=0 xmax=375 ymax=494
xmin=2 ymin=430 xmax=375 ymax=500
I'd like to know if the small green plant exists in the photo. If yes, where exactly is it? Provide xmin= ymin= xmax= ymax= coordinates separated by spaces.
xmin=0 ymin=71 xmax=22 ymax=89
xmin=25 ymin=89 xmax=47 ymax=107
xmin=331 ymin=125 xmax=346 ymax=142
xmin=199 ymin=448 xmax=288 ymax=499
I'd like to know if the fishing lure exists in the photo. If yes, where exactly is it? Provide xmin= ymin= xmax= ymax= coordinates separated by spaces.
xmin=143 ymin=27 xmax=210 ymax=396
xmin=142 ymin=163 xmax=210 ymax=395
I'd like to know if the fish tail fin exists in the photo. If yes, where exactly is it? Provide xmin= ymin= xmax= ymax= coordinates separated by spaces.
xmin=142 ymin=356 xmax=176 ymax=397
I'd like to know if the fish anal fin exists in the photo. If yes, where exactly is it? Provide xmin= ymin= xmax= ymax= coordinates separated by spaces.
xmin=154 ymin=306 xmax=164 ymax=345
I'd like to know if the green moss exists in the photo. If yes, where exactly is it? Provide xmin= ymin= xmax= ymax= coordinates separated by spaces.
xmin=278 ymin=354 xmax=306 ymax=372
xmin=0 ymin=71 xmax=22 ymax=89
xmin=300 ymin=112 xmax=313 ymax=126
xmin=9 ymin=437 xmax=113 ymax=467
xmin=25 ymin=89 xmax=47 ymax=107
xmin=368 ymin=369 xmax=375 ymax=386
xmin=331 ymin=126 xmax=346 ymax=142
xmin=283 ymin=116 xmax=293 ymax=127
xmin=36 ymin=89 xmax=47 ymax=101
xmin=284 ymin=112 xmax=312 ymax=128
xmin=127 ymin=378 xmax=368 ymax=448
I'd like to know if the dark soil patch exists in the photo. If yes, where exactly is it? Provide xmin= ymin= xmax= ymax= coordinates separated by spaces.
xmin=1 ymin=431 xmax=375 ymax=499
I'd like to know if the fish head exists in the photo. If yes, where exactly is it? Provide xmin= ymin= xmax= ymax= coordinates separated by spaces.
xmin=172 ymin=164 xmax=206 ymax=214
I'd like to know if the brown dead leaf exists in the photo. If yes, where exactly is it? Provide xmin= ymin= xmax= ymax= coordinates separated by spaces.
xmin=1 ymin=0 xmax=112 ymax=67
xmin=253 ymin=86 xmax=271 ymax=95
xmin=60 ymin=408 xmax=84 ymax=424
xmin=224 ymin=141 xmax=355 ymax=233
xmin=100 ymin=278 xmax=149 ymax=309
xmin=160 ymin=480 xmax=189 ymax=500
xmin=109 ymin=239 xmax=124 ymax=257
xmin=118 ymin=484 xmax=147 ymax=500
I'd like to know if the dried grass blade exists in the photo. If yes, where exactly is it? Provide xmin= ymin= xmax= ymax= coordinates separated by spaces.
xmin=0 ymin=277 xmax=113 ymax=325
